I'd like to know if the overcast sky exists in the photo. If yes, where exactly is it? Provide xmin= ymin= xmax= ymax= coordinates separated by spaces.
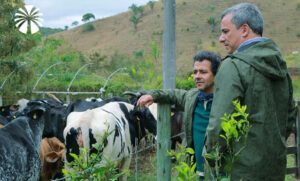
xmin=24 ymin=0 xmax=154 ymax=29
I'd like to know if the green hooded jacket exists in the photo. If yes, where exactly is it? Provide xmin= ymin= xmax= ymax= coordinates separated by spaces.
xmin=206 ymin=39 xmax=297 ymax=180
xmin=150 ymin=88 xmax=199 ymax=148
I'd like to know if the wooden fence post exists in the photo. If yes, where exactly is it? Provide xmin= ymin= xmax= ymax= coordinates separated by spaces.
xmin=157 ymin=0 xmax=176 ymax=180
xmin=157 ymin=104 xmax=171 ymax=180
xmin=296 ymin=102 xmax=300 ymax=178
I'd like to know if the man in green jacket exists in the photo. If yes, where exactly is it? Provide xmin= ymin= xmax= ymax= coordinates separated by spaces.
xmin=137 ymin=50 xmax=221 ymax=178
xmin=206 ymin=3 xmax=298 ymax=180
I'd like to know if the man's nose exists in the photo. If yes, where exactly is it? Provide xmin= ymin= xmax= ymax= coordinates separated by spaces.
xmin=219 ymin=34 xmax=225 ymax=42
xmin=194 ymin=72 xmax=201 ymax=79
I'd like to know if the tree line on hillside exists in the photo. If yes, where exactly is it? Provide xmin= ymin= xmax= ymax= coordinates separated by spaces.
xmin=128 ymin=1 xmax=217 ymax=33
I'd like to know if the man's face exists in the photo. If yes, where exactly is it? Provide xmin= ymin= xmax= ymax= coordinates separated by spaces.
xmin=219 ymin=13 xmax=243 ymax=54
xmin=193 ymin=60 xmax=215 ymax=94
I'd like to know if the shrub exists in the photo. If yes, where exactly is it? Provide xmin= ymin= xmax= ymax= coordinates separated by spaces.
xmin=297 ymin=3 xmax=300 ymax=10
xmin=167 ymin=144 xmax=198 ymax=180
xmin=82 ymin=23 xmax=95 ymax=32
xmin=176 ymin=74 xmax=195 ymax=90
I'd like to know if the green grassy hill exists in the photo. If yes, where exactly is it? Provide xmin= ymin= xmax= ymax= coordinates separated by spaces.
xmin=52 ymin=0 xmax=300 ymax=74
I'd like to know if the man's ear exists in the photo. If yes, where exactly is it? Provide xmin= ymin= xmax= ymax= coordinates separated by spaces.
xmin=240 ymin=24 xmax=250 ymax=38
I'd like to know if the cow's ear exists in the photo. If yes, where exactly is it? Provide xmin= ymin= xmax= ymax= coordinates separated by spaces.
xmin=45 ymin=152 xmax=60 ymax=163
xmin=132 ymin=107 xmax=142 ymax=121
xmin=10 ymin=104 xmax=19 ymax=111
xmin=27 ymin=106 xmax=46 ymax=120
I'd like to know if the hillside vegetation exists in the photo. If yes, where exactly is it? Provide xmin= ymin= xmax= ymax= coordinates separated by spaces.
xmin=52 ymin=0 xmax=300 ymax=74
xmin=1 ymin=0 xmax=300 ymax=104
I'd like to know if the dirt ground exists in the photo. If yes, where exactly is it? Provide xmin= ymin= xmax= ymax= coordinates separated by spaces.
xmin=129 ymin=143 xmax=157 ymax=175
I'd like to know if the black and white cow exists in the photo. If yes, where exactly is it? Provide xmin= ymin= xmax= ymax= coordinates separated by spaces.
xmin=0 ymin=100 xmax=47 ymax=180
xmin=124 ymin=91 xmax=184 ymax=150
xmin=64 ymin=101 xmax=157 ymax=181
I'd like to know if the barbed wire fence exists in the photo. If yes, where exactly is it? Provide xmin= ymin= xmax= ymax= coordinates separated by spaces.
xmin=51 ymin=132 xmax=185 ymax=181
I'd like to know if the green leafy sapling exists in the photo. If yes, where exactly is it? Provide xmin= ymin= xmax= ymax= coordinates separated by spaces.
xmin=167 ymin=143 xmax=198 ymax=181
xmin=204 ymin=100 xmax=251 ymax=180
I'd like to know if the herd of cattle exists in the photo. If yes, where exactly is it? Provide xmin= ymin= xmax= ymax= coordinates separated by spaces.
xmin=0 ymin=92 xmax=183 ymax=181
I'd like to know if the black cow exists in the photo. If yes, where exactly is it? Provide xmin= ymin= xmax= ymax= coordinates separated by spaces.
xmin=0 ymin=100 xmax=47 ymax=180
xmin=42 ymin=99 xmax=67 ymax=143
xmin=0 ymin=115 xmax=9 ymax=128
xmin=0 ymin=104 xmax=19 ymax=121
xmin=170 ymin=110 xmax=184 ymax=150
xmin=13 ymin=98 xmax=67 ymax=143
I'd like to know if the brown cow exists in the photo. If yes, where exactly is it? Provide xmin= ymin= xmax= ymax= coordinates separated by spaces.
xmin=39 ymin=137 xmax=65 ymax=181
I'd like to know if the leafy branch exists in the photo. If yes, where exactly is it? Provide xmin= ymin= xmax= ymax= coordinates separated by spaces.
xmin=204 ymin=100 xmax=251 ymax=180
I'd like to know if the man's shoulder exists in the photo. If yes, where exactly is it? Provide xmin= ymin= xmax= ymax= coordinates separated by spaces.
xmin=186 ymin=88 xmax=199 ymax=98
xmin=187 ymin=88 xmax=199 ymax=93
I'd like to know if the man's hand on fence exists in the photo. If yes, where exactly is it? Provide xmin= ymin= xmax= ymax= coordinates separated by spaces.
xmin=137 ymin=95 xmax=154 ymax=108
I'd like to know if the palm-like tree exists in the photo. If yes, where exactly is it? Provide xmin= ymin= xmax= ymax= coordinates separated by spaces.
xmin=14 ymin=5 xmax=42 ymax=34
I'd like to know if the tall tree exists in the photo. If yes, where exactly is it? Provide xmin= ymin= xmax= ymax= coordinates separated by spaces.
xmin=148 ymin=1 xmax=155 ymax=13
xmin=81 ymin=13 xmax=95 ymax=23
xmin=207 ymin=16 xmax=217 ymax=32
xmin=129 ymin=15 xmax=141 ymax=31
xmin=137 ymin=6 xmax=144 ymax=17
xmin=129 ymin=4 xmax=139 ymax=15
xmin=71 ymin=21 xmax=79 ymax=26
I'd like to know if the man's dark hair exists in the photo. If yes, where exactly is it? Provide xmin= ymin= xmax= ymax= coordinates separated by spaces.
xmin=193 ymin=50 xmax=221 ymax=75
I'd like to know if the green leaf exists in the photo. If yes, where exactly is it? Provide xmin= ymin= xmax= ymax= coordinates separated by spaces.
xmin=220 ymin=134 xmax=227 ymax=140
xmin=220 ymin=178 xmax=231 ymax=181
xmin=186 ymin=147 xmax=195 ymax=154
xmin=69 ymin=153 xmax=79 ymax=162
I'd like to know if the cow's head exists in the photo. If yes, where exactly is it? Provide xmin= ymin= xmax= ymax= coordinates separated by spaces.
xmin=131 ymin=106 xmax=157 ymax=138
xmin=0 ymin=104 xmax=19 ymax=120
xmin=40 ymin=140 xmax=65 ymax=181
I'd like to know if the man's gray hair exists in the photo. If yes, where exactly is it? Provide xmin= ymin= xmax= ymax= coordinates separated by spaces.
xmin=221 ymin=3 xmax=264 ymax=36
